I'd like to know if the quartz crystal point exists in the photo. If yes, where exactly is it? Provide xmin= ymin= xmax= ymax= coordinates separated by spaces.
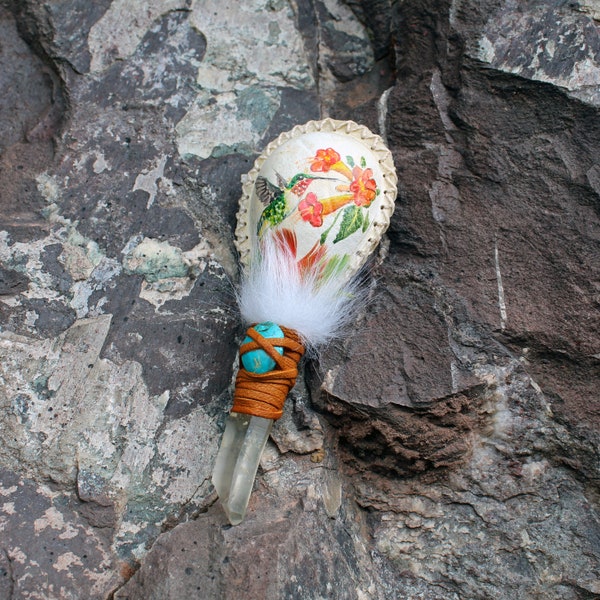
xmin=212 ymin=412 xmax=273 ymax=525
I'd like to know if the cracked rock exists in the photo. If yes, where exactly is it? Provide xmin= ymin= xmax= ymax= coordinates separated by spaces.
xmin=0 ymin=0 xmax=598 ymax=598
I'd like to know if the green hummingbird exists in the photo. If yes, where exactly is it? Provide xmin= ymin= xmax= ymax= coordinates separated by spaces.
xmin=255 ymin=172 xmax=324 ymax=236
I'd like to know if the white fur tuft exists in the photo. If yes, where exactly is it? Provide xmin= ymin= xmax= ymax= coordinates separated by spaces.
xmin=238 ymin=234 xmax=365 ymax=350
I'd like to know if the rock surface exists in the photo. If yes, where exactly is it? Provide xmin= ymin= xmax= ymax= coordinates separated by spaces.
xmin=0 ymin=0 xmax=599 ymax=599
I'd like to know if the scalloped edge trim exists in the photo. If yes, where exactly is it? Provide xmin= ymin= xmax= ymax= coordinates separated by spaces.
xmin=235 ymin=118 xmax=398 ymax=277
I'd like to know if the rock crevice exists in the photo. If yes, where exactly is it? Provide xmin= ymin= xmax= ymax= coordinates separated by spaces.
xmin=0 ymin=0 xmax=598 ymax=598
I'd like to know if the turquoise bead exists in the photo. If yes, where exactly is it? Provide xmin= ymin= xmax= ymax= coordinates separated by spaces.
xmin=241 ymin=322 xmax=284 ymax=374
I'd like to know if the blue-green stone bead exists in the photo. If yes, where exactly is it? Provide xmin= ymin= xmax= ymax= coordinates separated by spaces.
xmin=241 ymin=322 xmax=284 ymax=374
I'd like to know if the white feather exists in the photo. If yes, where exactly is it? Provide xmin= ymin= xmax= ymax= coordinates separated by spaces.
xmin=238 ymin=233 xmax=365 ymax=350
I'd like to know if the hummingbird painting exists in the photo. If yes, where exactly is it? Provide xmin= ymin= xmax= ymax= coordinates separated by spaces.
xmin=255 ymin=172 xmax=324 ymax=236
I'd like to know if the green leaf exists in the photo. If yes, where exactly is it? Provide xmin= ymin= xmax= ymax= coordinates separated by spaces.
xmin=346 ymin=155 xmax=355 ymax=167
xmin=362 ymin=212 xmax=370 ymax=232
xmin=360 ymin=156 xmax=367 ymax=168
xmin=334 ymin=205 xmax=363 ymax=244
xmin=320 ymin=209 xmax=343 ymax=245
xmin=322 ymin=253 xmax=350 ymax=280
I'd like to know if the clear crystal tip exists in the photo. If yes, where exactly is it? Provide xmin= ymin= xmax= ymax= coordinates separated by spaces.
xmin=212 ymin=412 xmax=273 ymax=525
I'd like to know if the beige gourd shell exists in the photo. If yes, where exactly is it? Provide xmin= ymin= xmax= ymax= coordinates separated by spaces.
xmin=235 ymin=118 xmax=397 ymax=281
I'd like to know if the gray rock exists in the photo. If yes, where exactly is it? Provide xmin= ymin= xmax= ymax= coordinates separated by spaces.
xmin=473 ymin=1 xmax=600 ymax=106
xmin=0 ymin=0 xmax=598 ymax=598
xmin=0 ymin=467 xmax=123 ymax=598
xmin=0 ymin=265 xmax=29 ymax=295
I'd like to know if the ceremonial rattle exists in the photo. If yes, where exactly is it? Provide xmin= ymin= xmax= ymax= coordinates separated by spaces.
xmin=212 ymin=119 xmax=397 ymax=524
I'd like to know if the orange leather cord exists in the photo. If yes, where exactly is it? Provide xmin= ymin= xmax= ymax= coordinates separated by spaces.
xmin=232 ymin=325 xmax=305 ymax=420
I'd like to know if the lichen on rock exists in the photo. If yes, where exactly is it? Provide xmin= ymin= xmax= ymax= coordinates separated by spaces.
xmin=1 ymin=0 xmax=599 ymax=598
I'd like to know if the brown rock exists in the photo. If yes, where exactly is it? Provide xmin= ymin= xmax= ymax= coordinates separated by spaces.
xmin=1 ymin=0 xmax=599 ymax=598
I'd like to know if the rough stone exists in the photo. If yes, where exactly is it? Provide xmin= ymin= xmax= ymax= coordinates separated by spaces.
xmin=0 ymin=468 xmax=123 ymax=599
xmin=0 ymin=0 xmax=598 ymax=598
xmin=474 ymin=1 xmax=600 ymax=106
xmin=270 ymin=372 xmax=325 ymax=455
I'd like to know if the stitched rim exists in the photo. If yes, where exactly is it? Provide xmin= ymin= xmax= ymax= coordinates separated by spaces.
xmin=235 ymin=118 xmax=398 ymax=278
